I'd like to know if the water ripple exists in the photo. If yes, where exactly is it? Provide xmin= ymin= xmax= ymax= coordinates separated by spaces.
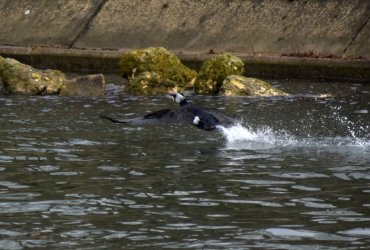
xmin=228 ymin=179 xmax=295 ymax=186
xmin=0 ymin=202 xmax=51 ymax=213
xmin=265 ymin=227 xmax=358 ymax=241
xmin=291 ymin=198 xmax=336 ymax=209
xmin=270 ymin=172 xmax=329 ymax=179
xmin=339 ymin=228 xmax=370 ymax=237
xmin=0 ymin=240 xmax=22 ymax=250
xmin=1 ymin=88 xmax=370 ymax=249
xmin=0 ymin=181 xmax=29 ymax=189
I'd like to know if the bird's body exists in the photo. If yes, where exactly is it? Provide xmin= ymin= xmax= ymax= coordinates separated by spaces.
xmin=101 ymin=93 xmax=237 ymax=130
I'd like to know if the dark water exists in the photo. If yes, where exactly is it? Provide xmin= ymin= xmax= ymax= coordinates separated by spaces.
xmin=0 ymin=80 xmax=370 ymax=249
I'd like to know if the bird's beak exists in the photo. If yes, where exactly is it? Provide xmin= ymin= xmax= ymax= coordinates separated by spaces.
xmin=166 ymin=92 xmax=176 ymax=100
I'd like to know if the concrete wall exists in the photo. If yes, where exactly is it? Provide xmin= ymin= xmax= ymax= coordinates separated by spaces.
xmin=0 ymin=0 xmax=369 ymax=57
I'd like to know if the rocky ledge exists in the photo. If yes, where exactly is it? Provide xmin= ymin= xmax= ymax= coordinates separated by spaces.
xmin=0 ymin=56 xmax=105 ymax=96
xmin=118 ymin=47 xmax=287 ymax=97
xmin=0 ymin=47 xmax=288 ymax=97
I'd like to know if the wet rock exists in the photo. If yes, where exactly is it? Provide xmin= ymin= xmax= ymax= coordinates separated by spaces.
xmin=105 ymin=83 xmax=125 ymax=96
xmin=0 ymin=57 xmax=106 ymax=96
xmin=119 ymin=47 xmax=197 ymax=95
xmin=60 ymin=74 xmax=106 ymax=96
xmin=0 ymin=58 xmax=66 ymax=95
xmin=220 ymin=75 xmax=288 ymax=96
xmin=194 ymin=54 xmax=244 ymax=94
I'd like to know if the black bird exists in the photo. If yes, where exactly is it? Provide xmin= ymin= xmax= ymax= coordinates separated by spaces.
xmin=101 ymin=93 xmax=237 ymax=130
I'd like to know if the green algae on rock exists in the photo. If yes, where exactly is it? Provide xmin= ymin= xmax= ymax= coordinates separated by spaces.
xmin=128 ymin=71 xmax=163 ymax=96
xmin=0 ymin=58 xmax=66 ymax=95
xmin=119 ymin=47 xmax=197 ymax=95
xmin=220 ymin=75 xmax=288 ymax=96
xmin=194 ymin=54 xmax=244 ymax=94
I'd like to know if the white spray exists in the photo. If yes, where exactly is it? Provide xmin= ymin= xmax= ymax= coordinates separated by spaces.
xmin=217 ymin=122 xmax=369 ymax=150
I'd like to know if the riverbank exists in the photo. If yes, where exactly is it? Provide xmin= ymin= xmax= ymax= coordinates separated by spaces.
xmin=1 ymin=46 xmax=369 ymax=82
xmin=0 ymin=0 xmax=369 ymax=81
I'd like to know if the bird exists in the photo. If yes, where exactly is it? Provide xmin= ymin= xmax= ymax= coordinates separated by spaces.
xmin=100 ymin=93 xmax=237 ymax=131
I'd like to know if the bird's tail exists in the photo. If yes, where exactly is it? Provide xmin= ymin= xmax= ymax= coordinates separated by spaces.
xmin=100 ymin=115 xmax=128 ymax=124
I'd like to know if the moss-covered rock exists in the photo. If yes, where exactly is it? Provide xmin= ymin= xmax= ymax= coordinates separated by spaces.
xmin=127 ymin=71 xmax=185 ymax=96
xmin=194 ymin=54 xmax=244 ymax=94
xmin=119 ymin=47 xmax=197 ymax=95
xmin=220 ymin=75 xmax=289 ymax=96
xmin=60 ymin=74 xmax=106 ymax=96
xmin=0 ymin=58 xmax=67 ymax=95
xmin=127 ymin=71 xmax=162 ymax=96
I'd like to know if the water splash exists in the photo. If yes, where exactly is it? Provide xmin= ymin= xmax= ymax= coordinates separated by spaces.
xmin=217 ymin=123 xmax=296 ymax=150
xmin=217 ymin=122 xmax=370 ymax=151
xmin=330 ymin=105 xmax=370 ymax=146
xmin=217 ymin=123 xmax=276 ymax=143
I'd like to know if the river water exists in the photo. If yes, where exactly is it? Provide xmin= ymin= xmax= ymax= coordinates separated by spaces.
xmin=0 ymin=79 xmax=370 ymax=249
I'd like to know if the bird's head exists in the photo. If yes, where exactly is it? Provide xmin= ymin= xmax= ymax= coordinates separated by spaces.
xmin=169 ymin=93 xmax=186 ymax=104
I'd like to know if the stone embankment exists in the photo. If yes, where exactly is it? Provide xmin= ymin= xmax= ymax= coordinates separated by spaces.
xmin=0 ymin=0 xmax=369 ymax=81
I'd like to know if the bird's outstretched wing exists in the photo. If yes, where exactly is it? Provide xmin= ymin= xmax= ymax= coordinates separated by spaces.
xmin=100 ymin=109 xmax=178 ymax=125
xmin=203 ymin=108 xmax=239 ymax=126
xmin=101 ymin=100 xmax=239 ymax=131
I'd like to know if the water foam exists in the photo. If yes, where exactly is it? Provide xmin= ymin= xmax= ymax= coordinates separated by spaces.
xmin=217 ymin=123 xmax=276 ymax=143
xmin=217 ymin=123 xmax=370 ymax=151
xmin=217 ymin=123 xmax=296 ymax=150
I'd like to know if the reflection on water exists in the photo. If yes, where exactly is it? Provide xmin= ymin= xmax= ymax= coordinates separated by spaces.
xmin=0 ymin=80 xmax=370 ymax=249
